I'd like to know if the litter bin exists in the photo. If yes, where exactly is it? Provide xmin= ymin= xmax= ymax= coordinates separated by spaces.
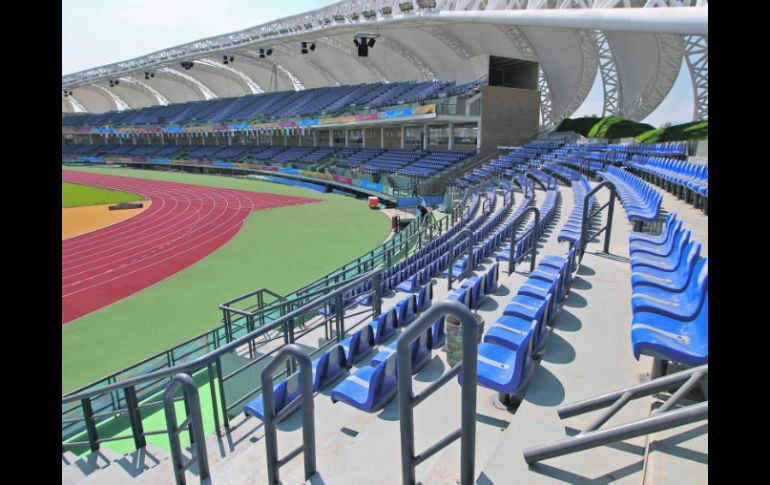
xmin=445 ymin=313 xmax=484 ymax=367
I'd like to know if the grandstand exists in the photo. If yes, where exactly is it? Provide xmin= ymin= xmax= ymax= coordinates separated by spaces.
xmin=62 ymin=1 xmax=708 ymax=484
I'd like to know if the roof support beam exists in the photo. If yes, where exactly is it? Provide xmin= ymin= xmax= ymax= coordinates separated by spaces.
xmin=117 ymin=76 xmax=171 ymax=105
xmin=195 ymin=58 xmax=264 ymax=93
xmin=91 ymin=85 xmax=131 ymax=111
xmin=684 ymin=34 xmax=707 ymax=120
xmin=157 ymin=67 xmax=218 ymax=100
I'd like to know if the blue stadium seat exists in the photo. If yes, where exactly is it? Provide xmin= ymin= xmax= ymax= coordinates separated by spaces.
xmin=340 ymin=325 xmax=375 ymax=365
xmin=330 ymin=353 xmax=398 ymax=412
xmin=312 ymin=345 xmax=348 ymax=391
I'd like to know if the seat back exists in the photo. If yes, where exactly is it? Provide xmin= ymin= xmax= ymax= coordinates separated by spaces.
xmin=324 ymin=345 xmax=347 ymax=386
xmin=683 ymin=258 xmax=709 ymax=314
xmin=371 ymin=353 xmax=398 ymax=401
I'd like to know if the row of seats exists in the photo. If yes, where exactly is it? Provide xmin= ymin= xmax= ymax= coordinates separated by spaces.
xmin=556 ymin=176 xmax=595 ymax=246
xmin=598 ymin=166 xmax=662 ymax=225
xmin=625 ymin=155 xmax=708 ymax=214
xmin=628 ymin=213 xmax=708 ymax=367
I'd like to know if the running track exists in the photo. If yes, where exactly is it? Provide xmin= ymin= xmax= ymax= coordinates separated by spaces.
xmin=62 ymin=170 xmax=320 ymax=324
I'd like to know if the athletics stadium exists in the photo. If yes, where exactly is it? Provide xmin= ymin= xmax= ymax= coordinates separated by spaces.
xmin=61 ymin=1 xmax=708 ymax=483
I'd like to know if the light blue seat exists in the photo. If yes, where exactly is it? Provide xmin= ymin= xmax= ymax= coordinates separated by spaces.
xmin=330 ymin=353 xmax=398 ymax=412
xmin=632 ymin=290 xmax=708 ymax=367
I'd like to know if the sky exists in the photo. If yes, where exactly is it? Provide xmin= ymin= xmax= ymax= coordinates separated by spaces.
xmin=62 ymin=0 xmax=694 ymax=126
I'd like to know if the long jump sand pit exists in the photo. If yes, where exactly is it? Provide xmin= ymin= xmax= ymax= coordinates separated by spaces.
xmin=62 ymin=201 xmax=150 ymax=240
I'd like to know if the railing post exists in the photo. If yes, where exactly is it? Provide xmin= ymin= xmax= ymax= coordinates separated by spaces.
xmin=81 ymin=397 xmax=100 ymax=452
xmin=261 ymin=345 xmax=316 ymax=485
xmin=124 ymin=385 xmax=146 ymax=449
xmin=447 ymin=229 xmax=473 ymax=291
xmin=373 ymin=271 xmax=383 ymax=318
xmin=604 ymin=187 xmax=615 ymax=254
xmin=164 ymin=373 xmax=210 ymax=485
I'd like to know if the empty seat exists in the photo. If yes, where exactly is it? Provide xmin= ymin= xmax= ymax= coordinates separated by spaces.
xmin=312 ymin=345 xmax=348 ymax=391
xmin=340 ymin=325 xmax=375 ymax=365
xmin=244 ymin=372 xmax=302 ymax=421
xmin=330 ymin=353 xmax=398 ymax=412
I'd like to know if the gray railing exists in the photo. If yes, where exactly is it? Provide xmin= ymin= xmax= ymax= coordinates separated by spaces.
xmin=397 ymin=300 xmax=478 ymax=485
xmin=446 ymin=228 xmax=474 ymax=291
xmin=164 ymin=374 xmax=210 ymax=485
xmin=508 ymin=206 xmax=540 ymax=275
xmin=578 ymin=181 xmax=617 ymax=261
xmin=261 ymin=345 xmax=316 ymax=485
xmin=523 ymin=364 xmax=708 ymax=464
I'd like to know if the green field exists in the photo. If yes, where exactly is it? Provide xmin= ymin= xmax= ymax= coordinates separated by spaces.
xmin=62 ymin=181 xmax=145 ymax=208
xmin=62 ymin=166 xmax=391 ymax=393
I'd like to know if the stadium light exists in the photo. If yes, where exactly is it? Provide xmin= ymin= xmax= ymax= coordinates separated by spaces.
xmin=380 ymin=6 xmax=393 ymax=15
xmin=259 ymin=48 xmax=273 ymax=59
xmin=362 ymin=10 xmax=376 ymax=19
xmin=144 ymin=72 xmax=155 ymax=80
xmin=333 ymin=14 xmax=345 ymax=22
xmin=399 ymin=2 xmax=414 ymax=12
xmin=181 ymin=61 xmax=194 ymax=70
xmin=223 ymin=55 xmax=234 ymax=64
xmin=416 ymin=0 xmax=436 ymax=8
xmin=301 ymin=42 xmax=317 ymax=54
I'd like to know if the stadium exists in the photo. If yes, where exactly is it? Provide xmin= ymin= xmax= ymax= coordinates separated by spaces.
xmin=61 ymin=1 xmax=708 ymax=483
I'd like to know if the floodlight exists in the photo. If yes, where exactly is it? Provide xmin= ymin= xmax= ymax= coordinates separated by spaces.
xmin=399 ymin=2 xmax=414 ymax=12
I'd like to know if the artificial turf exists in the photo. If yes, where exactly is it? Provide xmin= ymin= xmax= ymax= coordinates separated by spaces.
xmin=61 ymin=166 xmax=391 ymax=393
xmin=62 ymin=180 xmax=145 ymax=208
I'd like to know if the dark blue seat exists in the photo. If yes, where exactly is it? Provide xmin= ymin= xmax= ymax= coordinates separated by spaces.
xmin=395 ymin=294 xmax=418 ymax=326
xmin=416 ymin=282 xmax=433 ymax=312
xmin=330 ymin=353 xmax=398 ymax=412
xmin=517 ymin=278 xmax=558 ymax=324
xmin=448 ymin=285 xmax=472 ymax=308
xmin=312 ymin=345 xmax=347 ymax=391
xmin=631 ymin=242 xmax=701 ymax=292
xmin=484 ymin=262 xmax=500 ymax=294
xmin=368 ymin=308 xmax=398 ymax=345
xmin=461 ymin=337 xmax=535 ymax=398
xmin=340 ymin=325 xmax=375 ymax=365
xmin=431 ymin=315 xmax=446 ymax=348
xmin=504 ymin=294 xmax=547 ymax=324
xmin=630 ymin=230 xmax=691 ymax=272
xmin=484 ymin=315 xmax=539 ymax=352
xmin=370 ymin=327 xmax=432 ymax=374
xmin=243 ymin=372 xmax=302 ymax=421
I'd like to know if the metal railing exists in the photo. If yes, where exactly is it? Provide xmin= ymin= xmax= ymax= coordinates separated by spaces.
xmin=261 ymin=345 xmax=316 ymax=485
xmin=579 ymin=181 xmax=617 ymax=261
xmin=164 ymin=373 xmax=210 ymax=485
xmin=508 ymin=206 xmax=540 ymax=275
xmin=523 ymin=364 xmax=708 ymax=464
xmin=397 ymin=301 xmax=478 ymax=485
xmin=61 ymin=268 xmax=382 ymax=466
xmin=446 ymin=228 xmax=474 ymax=291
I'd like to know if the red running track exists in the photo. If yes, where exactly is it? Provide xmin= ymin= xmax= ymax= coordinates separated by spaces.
xmin=62 ymin=170 xmax=320 ymax=324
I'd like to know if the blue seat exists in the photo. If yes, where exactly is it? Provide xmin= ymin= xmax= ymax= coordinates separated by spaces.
xmin=448 ymin=286 xmax=472 ymax=308
xmin=484 ymin=315 xmax=540 ymax=352
xmin=517 ymin=278 xmax=558 ymax=324
xmin=629 ymin=218 xmax=682 ymax=252
xmin=396 ymin=273 xmax=421 ymax=293
xmin=340 ymin=325 xmax=375 ymax=365
xmin=461 ymin=338 xmax=535 ymax=398
xmin=632 ymin=290 xmax=708 ymax=367
xmin=629 ymin=223 xmax=686 ymax=258
xmin=244 ymin=372 xmax=302 ymax=421
xmin=312 ymin=345 xmax=347 ymax=391
xmin=484 ymin=262 xmax=500 ymax=294
xmin=330 ymin=353 xmax=398 ymax=412
xmin=630 ymin=231 xmax=691 ymax=272
xmin=416 ymin=283 xmax=433 ymax=312
xmin=631 ymin=242 xmax=701 ymax=292
xmin=460 ymin=275 xmax=485 ymax=309
xmin=395 ymin=294 xmax=418 ymax=326
xmin=368 ymin=308 xmax=398 ymax=345
xmin=631 ymin=259 xmax=708 ymax=321
xmin=370 ymin=327 xmax=432 ymax=373
xmin=504 ymin=294 xmax=547 ymax=324
xmin=431 ymin=315 xmax=446 ymax=348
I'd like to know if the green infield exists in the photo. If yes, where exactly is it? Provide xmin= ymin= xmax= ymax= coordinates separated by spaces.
xmin=62 ymin=166 xmax=391 ymax=393
xmin=62 ymin=181 xmax=145 ymax=208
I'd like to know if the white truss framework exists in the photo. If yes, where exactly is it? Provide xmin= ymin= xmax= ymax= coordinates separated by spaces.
xmin=158 ymin=67 xmax=218 ymax=100
xmin=239 ymin=51 xmax=305 ymax=91
xmin=92 ymin=85 xmax=130 ymax=111
xmin=317 ymin=37 xmax=388 ymax=82
xmin=378 ymin=36 xmax=437 ymax=80
xmin=117 ymin=76 xmax=170 ymax=105
xmin=64 ymin=95 xmax=88 ymax=113
xmin=272 ymin=45 xmax=342 ymax=87
xmin=195 ymin=58 xmax=264 ymax=94
xmin=423 ymin=25 xmax=474 ymax=60
xmin=595 ymin=31 xmax=622 ymax=117
xmin=684 ymin=34 xmax=707 ymax=120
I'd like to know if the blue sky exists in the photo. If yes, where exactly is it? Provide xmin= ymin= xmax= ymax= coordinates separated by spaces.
xmin=62 ymin=0 xmax=693 ymax=125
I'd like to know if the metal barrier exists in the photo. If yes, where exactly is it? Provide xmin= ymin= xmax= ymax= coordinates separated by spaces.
xmin=446 ymin=228 xmax=474 ymax=291
xmin=579 ymin=181 xmax=617 ymax=261
xmin=397 ymin=300 xmax=478 ymax=485
xmin=523 ymin=364 xmax=708 ymax=464
xmin=508 ymin=206 xmax=540 ymax=275
xmin=164 ymin=373 xmax=210 ymax=485
xmin=261 ymin=345 xmax=316 ymax=485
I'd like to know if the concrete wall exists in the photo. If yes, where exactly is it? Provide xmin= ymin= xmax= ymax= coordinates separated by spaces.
xmin=478 ymin=85 xmax=540 ymax=156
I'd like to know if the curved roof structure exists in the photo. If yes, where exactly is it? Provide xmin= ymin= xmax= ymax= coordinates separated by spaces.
xmin=62 ymin=0 xmax=708 ymax=126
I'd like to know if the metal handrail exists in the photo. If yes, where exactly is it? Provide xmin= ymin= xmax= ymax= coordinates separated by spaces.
xmin=523 ymin=365 xmax=708 ymax=465
xmin=261 ymin=345 xmax=316 ymax=485
xmin=446 ymin=228 xmax=474 ymax=291
xmin=164 ymin=373 xmax=210 ymax=485
xmin=508 ymin=206 xmax=540 ymax=275
xmin=397 ymin=300 xmax=478 ymax=485
xmin=579 ymin=180 xmax=616 ymax=260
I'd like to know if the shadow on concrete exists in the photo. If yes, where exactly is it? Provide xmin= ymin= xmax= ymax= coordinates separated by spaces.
xmin=570 ymin=277 xmax=592 ymax=291
xmin=116 ymin=447 xmax=164 ymax=477
xmin=554 ymin=310 xmax=582 ymax=332
xmin=476 ymin=412 xmax=510 ymax=430
xmin=493 ymin=285 xmax=511 ymax=297
xmin=478 ymin=297 xmax=499 ymax=311
xmin=650 ymin=423 xmax=708 ymax=465
xmin=376 ymin=396 xmax=401 ymax=421
xmin=528 ymin=459 xmax=644 ymax=484
xmin=577 ymin=265 xmax=596 ymax=276
xmin=523 ymin=365 xmax=565 ymax=408
xmin=541 ymin=333 xmax=576 ymax=365
xmin=415 ymin=356 xmax=446 ymax=382
xmin=564 ymin=291 xmax=587 ymax=309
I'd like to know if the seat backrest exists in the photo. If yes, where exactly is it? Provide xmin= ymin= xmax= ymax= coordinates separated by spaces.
xmin=684 ymin=258 xmax=709 ymax=310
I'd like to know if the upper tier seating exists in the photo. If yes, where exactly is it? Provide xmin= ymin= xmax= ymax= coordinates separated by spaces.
xmin=598 ymin=166 xmax=662 ymax=225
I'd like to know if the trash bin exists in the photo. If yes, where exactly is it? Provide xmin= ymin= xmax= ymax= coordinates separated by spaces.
xmin=445 ymin=313 xmax=484 ymax=367
xmin=369 ymin=196 xmax=379 ymax=209
xmin=391 ymin=215 xmax=400 ymax=232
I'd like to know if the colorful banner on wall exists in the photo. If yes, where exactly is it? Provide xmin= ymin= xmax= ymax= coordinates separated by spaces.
xmin=63 ymin=105 xmax=437 ymax=136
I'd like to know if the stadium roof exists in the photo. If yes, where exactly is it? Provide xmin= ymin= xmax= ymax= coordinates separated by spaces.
xmin=61 ymin=0 xmax=708 ymax=126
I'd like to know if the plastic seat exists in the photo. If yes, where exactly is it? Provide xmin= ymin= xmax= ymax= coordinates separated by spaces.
xmin=504 ymin=294 xmax=547 ymax=323
xmin=431 ymin=315 xmax=446 ymax=348
xmin=244 ymin=372 xmax=302 ymax=421
xmin=312 ymin=345 xmax=347 ymax=391
xmin=630 ymin=231 xmax=691 ymax=272
xmin=340 ymin=325 xmax=375 ymax=365
xmin=370 ymin=327 xmax=432 ymax=374
xmin=631 ymin=243 xmax=701 ymax=292
xmin=461 ymin=338 xmax=534 ymax=397
xmin=632 ymin=290 xmax=708 ymax=367
xmin=395 ymin=294 xmax=418 ymax=326
xmin=629 ymin=222 xmax=686 ymax=258
xmin=416 ymin=283 xmax=434 ymax=312
xmin=330 ymin=353 xmax=398 ymax=412
xmin=631 ymin=259 xmax=708 ymax=321
xmin=484 ymin=315 xmax=540 ymax=351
